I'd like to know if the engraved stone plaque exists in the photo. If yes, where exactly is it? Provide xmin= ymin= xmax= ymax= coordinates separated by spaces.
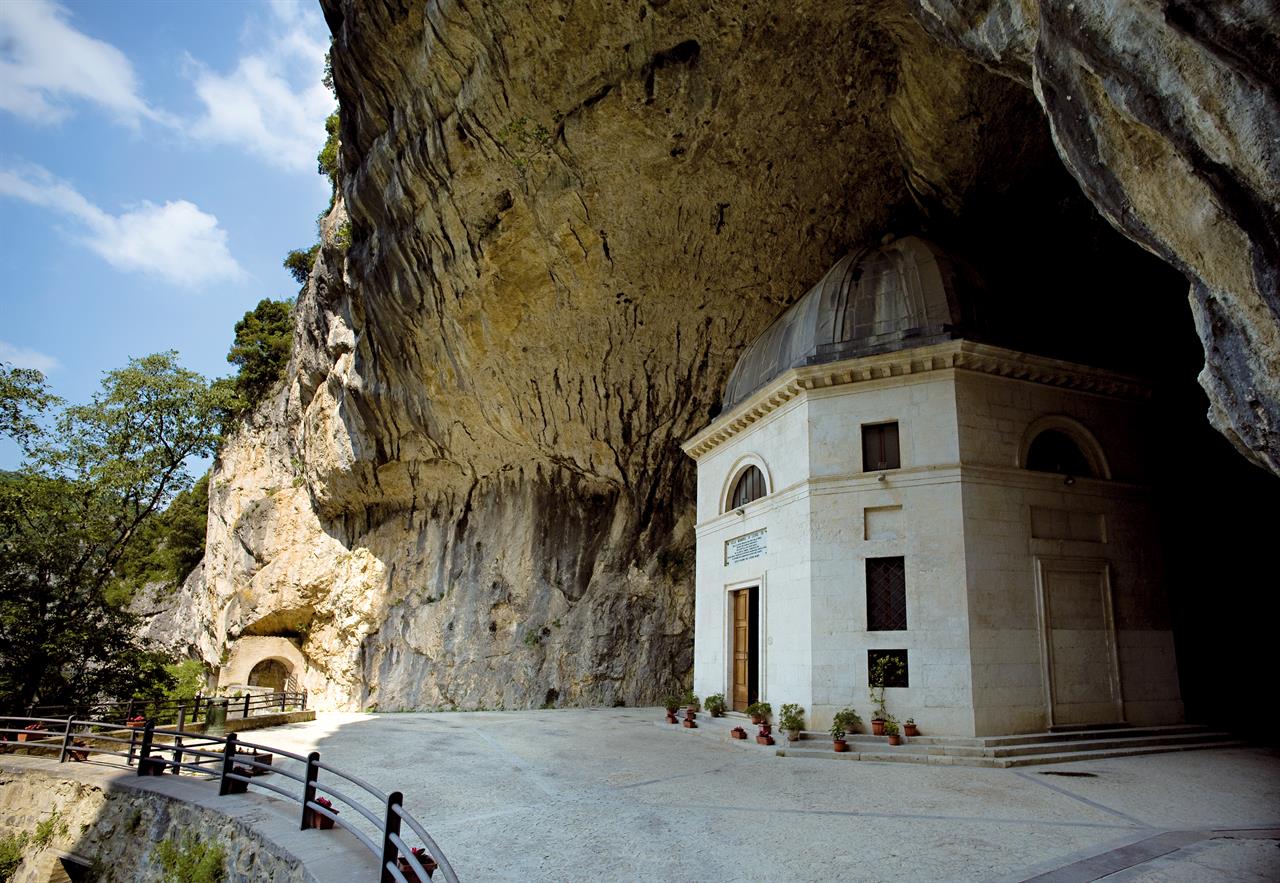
xmin=725 ymin=528 xmax=767 ymax=565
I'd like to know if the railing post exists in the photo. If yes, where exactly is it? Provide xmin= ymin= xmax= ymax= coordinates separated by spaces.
xmin=127 ymin=725 xmax=138 ymax=767
xmin=302 ymin=690 xmax=308 ymax=711
xmin=300 ymin=751 xmax=320 ymax=830
xmin=243 ymin=694 xmax=251 ymax=720
xmin=380 ymin=791 xmax=404 ymax=883
xmin=218 ymin=733 xmax=238 ymax=796
xmin=193 ymin=694 xmax=201 ymax=723
xmin=58 ymin=716 xmax=74 ymax=763
xmin=137 ymin=721 xmax=155 ymax=776
xmin=280 ymin=692 xmax=286 ymax=712
xmin=125 ymin=699 xmax=135 ymax=722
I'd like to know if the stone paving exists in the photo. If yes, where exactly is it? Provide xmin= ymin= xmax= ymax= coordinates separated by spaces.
xmin=242 ymin=708 xmax=1280 ymax=882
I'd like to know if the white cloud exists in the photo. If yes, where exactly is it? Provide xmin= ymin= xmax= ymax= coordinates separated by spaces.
xmin=0 ymin=164 xmax=244 ymax=288
xmin=0 ymin=341 xmax=60 ymax=373
xmin=0 ymin=0 xmax=161 ymax=125
xmin=185 ymin=2 xmax=335 ymax=173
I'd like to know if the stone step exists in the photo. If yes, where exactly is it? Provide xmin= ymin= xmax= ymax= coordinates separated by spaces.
xmin=994 ymin=739 xmax=1246 ymax=768
xmin=986 ymin=730 xmax=1236 ymax=758
xmin=976 ymin=724 xmax=1214 ymax=748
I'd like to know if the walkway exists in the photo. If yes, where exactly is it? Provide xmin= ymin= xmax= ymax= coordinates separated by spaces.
xmin=243 ymin=708 xmax=1280 ymax=881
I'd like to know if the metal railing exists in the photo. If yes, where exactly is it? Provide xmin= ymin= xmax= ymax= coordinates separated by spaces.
xmin=28 ymin=692 xmax=308 ymax=727
xmin=0 ymin=715 xmax=458 ymax=883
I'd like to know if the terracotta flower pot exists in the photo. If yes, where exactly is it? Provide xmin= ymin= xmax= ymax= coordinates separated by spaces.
xmin=730 ymin=727 xmax=747 ymax=740
xmin=749 ymin=714 xmax=762 ymax=725
xmin=69 ymin=740 xmax=89 ymax=762
xmin=887 ymin=734 xmax=903 ymax=746
xmin=682 ymin=718 xmax=697 ymax=728
xmin=397 ymin=855 xmax=437 ymax=881
xmin=904 ymin=723 xmax=919 ymax=737
xmin=684 ymin=709 xmax=697 ymax=721
xmin=309 ymin=804 xmax=337 ymax=829
xmin=871 ymin=719 xmax=885 ymax=736
xmin=833 ymin=739 xmax=848 ymax=753
xmin=787 ymin=729 xmax=801 ymax=742
xmin=666 ymin=713 xmax=678 ymax=724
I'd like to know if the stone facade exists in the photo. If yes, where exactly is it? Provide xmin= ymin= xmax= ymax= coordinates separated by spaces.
xmin=683 ymin=340 xmax=1183 ymax=736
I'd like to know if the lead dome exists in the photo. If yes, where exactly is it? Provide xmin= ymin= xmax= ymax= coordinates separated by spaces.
xmin=722 ymin=236 xmax=980 ymax=409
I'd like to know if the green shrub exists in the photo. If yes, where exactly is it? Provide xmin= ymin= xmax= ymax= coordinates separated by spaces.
xmin=154 ymin=835 xmax=226 ymax=883
xmin=316 ymin=111 xmax=340 ymax=186
xmin=0 ymin=832 xmax=27 ymax=879
xmin=745 ymin=701 xmax=772 ymax=720
xmin=283 ymin=244 xmax=319 ymax=285
xmin=778 ymin=703 xmax=805 ymax=732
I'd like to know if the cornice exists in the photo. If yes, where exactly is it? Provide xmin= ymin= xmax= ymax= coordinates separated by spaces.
xmin=681 ymin=341 xmax=1150 ymax=459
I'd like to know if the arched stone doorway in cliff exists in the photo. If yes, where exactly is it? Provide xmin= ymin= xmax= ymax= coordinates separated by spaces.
xmin=219 ymin=636 xmax=306 ymax=693
xmin=247 ymin=658 xmax=292 ymax=692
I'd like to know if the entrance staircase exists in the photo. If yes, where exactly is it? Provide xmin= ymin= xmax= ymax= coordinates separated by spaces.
xmin=668 ymin=712 xmax=1243 ymax=768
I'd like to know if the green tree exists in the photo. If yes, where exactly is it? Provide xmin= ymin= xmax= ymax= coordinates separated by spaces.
xmin=317 ymin=111 xmax=340 ymax=186
xmin=283 ymin=244 xmax=319 ymax=285
xmin=225 ymin=298 xmax=293 ymax=413
xmin=110 ymin=473 xmax=209 ymax=603
xmin=0 ymin=354 xmax=228 ymax=711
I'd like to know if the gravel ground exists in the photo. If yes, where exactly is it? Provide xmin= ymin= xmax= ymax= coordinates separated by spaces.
xmin=239 ymin=708 xmax=1280 ymax=882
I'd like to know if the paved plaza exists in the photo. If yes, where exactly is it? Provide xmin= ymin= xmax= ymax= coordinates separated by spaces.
xmin=245 ymin=708 xmax=1280 ymax=882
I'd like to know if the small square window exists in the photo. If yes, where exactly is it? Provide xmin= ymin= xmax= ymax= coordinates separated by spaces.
xmin=868 ymin=649 xmax=909 ymax=688
xmin=862 ymin=421 xmax=900 ymax=471
xmin=866 ymin=556 xmax=907 ymax=631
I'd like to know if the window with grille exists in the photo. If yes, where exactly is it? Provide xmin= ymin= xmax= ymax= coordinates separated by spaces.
xmin=868 ymin=649 xmax=909 ymax=688
xmin=862 ymin=421 xmax=900 ymax=471
xmin=866 ymin=556 xmax=907 ymax=631
xmin=730 ymin=465 xmax=766 ymax=509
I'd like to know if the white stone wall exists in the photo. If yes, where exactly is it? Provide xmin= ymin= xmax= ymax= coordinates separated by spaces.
xmin=688 ymin=343 xmax=1182 ymax=738
xmin=954 ymin=372 xmax=1182 ymax=735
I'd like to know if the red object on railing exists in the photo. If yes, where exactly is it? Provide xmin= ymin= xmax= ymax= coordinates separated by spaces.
xmin=311 ymin=795 xmax=337 ymax=830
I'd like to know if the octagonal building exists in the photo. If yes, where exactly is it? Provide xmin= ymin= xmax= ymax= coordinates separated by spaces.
xmin=681 ymin=236 xmax=1183 ymax=736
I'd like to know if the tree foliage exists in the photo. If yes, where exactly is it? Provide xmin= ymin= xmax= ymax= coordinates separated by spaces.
xmin=317 ymin=111 xmax=340 ymax=186
xmin=224 ymin=298 xmax=293 ymax=414
xmin=283 ymin=244 xmax=319 ymax=285
xmin=0 ymin=355 xmax=228 ymax=711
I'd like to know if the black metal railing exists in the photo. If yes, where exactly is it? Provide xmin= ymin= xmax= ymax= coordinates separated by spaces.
xmin=28 ymin=692 xmax=308 ymax=728
xmin=0 ymin=715 xmax=457 ymax=882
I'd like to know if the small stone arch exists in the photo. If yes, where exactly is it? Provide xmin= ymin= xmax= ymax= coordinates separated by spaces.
xmin=721 ymin=454 xmax=773 ymax=513
xmin=1019 ymin=415 xmax=1111 ymax=480
xmin=219 ymin=636 xmax=306 ymax=692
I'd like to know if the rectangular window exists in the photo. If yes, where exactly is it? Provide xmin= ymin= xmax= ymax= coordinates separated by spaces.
xmin=868 ymin=649 xmax=909 ymax=688
xmin=866 ymin=556 xmax=907 ymax=630
xmin=862 ymin=421 xmax=900 ymax=471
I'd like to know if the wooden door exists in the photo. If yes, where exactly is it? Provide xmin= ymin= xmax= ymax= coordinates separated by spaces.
xmin=732 ymin=589 xmax=751 ymax=712
xmin=1038 ymin=561 xmax=1122 ymax=726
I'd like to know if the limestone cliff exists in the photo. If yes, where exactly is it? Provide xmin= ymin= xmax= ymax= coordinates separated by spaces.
xmin=187 ymin=0 xmax=1277 ymax=709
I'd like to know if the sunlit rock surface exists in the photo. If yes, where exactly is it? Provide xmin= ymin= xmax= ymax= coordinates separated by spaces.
xmin=182 ymin=0 xmax=1277 ymax=709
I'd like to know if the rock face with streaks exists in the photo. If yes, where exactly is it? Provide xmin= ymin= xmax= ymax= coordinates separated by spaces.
xmin=180 ymin=0 xmax=1276 ymax=709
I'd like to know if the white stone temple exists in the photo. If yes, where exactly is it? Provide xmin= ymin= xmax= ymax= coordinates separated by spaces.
xmin=682 ymin=237 xmax=1184 ymax=736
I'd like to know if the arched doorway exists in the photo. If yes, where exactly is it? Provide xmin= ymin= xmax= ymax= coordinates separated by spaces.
xmin=247 ymin=658 xmax=292 ymax=692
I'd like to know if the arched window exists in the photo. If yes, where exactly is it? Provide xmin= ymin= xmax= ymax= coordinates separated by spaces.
xmin=1025 ymin=429 xmax=1096 ymax=478
xmin=730 ymin=465 xmax=766 ymax=508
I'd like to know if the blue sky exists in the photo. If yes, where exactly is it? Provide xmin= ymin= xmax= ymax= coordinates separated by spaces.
xmin=0 ymin=0 xmax=335 ymax=468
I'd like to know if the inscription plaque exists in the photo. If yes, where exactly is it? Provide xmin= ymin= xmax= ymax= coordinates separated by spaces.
xmin=725 ymin=528 xmax=767 ymax=565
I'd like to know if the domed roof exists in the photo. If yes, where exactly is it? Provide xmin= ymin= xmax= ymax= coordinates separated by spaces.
xmin=723 ymin=236 xmax=980 ymax=408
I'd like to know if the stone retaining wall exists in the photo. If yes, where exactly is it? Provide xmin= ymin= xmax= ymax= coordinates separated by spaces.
xmin=0 ymin=756 xmax=373 ymax=883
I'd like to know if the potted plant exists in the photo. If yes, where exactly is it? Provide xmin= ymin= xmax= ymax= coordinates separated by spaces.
xmin=126 ymin=714 xmax=146 ymax=728
xmin=397 ymin=846 xmax=438 ymax=881
xmin=682 ymin=705 xmax=698 ymax=729
xmin=704 ymin=693 xmax=727 ymax=717
xmin=682 ymin=688 xmax=700 ymax=712
xmin=730 ymin=726 xmax=747 ymax=740
xmin=17 ymin=722 xmax=46 ymax=743
xmin=745 ymin=701 xmax=771 ymax=725
xmin=755 ymin=723 xmax=774 ymax=746
xmin=868 ymin=655 xmax=903 ymax=735
xmin=778 ymin=704 xmax=805 ymax=742
xmin=68 ymin=739 xmax=90 ymax=762
xmin=903 ymin=717 xmax=919 ymax=737
xmin=884 ymin=716 xmax=902 ymax=746
xmin=237 ymin=746 xmax=274 ymax=775
xmin=662 ymin=694 xmax=680 ymax=724
xmin=830 ymin=708 xmax=860 ymax=752
xmin=309 ymin=795 xmax=338 ymax=828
